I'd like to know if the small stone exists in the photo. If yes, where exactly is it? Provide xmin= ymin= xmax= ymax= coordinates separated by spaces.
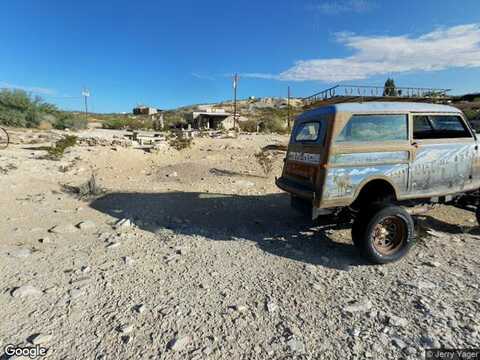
xmin=38 ymin=237 xmax=51 ymax=244
xmin=136 ymin=304 xmax=146 ymax=314
xmin=168 ymin=335 xmax=191 ymax=352
xmin=266 ymin=301 xmax=278 ymax=313
xmin=304 ymin=264 xmax=316 ymax=273
xmin=9 ymin=248 xmax=32 ymax=258
xmin=166 ymin=171 xmax=178 ymax=178
xmin=12 ymin=285 xmax=43 ymax=298
xmin=420 ymin=335 xmax=440 ymax=349
xmin=286 ymin=338 xmax=306 ymax=353
xmin=388 ymin=315 xmax=409 ymax=327
xmin=344 ymin=300 xmax=373 ymax=313
xmin=77 ymin=220 xmax=96 ymax=231
xmin=424 ymin=260 xmax=441 ymax=268
xmin=391 ymin=336 xmax=407 ymax=349
xmin=69 ymin=288 xmax=83 ymax=299
xmin=29 ymin=333 xmax=53 ymax=345
xmin=118 ymin=324 xmax=134 ymax=334
xmin=49 ymin=224 xmax=78 ymax=234
xmin=312 ymin=283 xmax=322 ymax=291
xmin=123 ymin=256 xmax=135 ymax=266
xmin=114 ymin=218 xmax=133 ymax=231
xmin=404 ymin=347 xmax=417 ymax=355
xmin=106 ymin=242 xmax=120 ymax=249
xmin=81 ymin=266 xmax=91 ymax=273
xmin=233 ymin=304 xmax=248 ymax=313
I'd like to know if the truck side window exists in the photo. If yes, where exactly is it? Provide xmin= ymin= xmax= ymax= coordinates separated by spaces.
xmin=413 ymin=115 xmax=471 ymax=139
xmin=336 ymin=114 xmax=407 ymax=143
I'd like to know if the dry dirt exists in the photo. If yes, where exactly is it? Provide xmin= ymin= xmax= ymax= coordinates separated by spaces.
xmin=0 ymin=129 xmax=479 ymax=359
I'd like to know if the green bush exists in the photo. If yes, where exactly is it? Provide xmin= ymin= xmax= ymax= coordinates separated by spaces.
xmin=46 ymin=135 xmax=78 ymax=160
xmin=102 ymin=117 xmax=153 ymax=130
xmin=239 ymin=119 xmax=258 ymax=132
xmin=54 ymin=113 xmax=88 ymax=130
xmin=0 ymin=89 xmax=58 ymax=128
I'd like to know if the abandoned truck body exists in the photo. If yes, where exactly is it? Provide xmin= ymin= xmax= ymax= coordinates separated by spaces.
xmin=276 ymin=102 xmax=480 ymax=263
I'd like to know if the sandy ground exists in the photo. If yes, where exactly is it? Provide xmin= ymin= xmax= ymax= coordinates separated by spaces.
xmin=0 ymin=129 xmax=479 ymax=359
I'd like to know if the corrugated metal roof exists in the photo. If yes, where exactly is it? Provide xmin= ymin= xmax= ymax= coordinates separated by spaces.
xmin=300 ymin=102 xmax=461 ymax=119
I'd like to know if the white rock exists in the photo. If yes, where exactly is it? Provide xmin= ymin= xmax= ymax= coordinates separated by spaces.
xmin=123 ymin=256 xmax=135 ymax=265
xmin=389 ymin=315 xmax=409 ymax=327
xmin=106 ymin=242 xmax=121 ymax=249
xmin=266 ymin=301 xmax=278 ymax=313
xmin=114 ymin=218 xmax=134 ymax=231
xmin=49 ymin=224 xmax=78 ymax=234
xmin=286 ymin=338 xmax=306 ymax=353
xmin=29 ymin=333 xmax=53 ymax=345
xmin=168 ymin=335 xmax=191 ymax=352
xmin=136 ymin=304 xmax=146 ymax=314
xmin=12 ymin=285 xmax=43 ymax=298
xmin=233 ymin=304 xmax=248 ymax=313
xmin=38 ymin=237 xmax=51 ymax=244
xmin=344 ymin=300 xmax=373 ymax=313
xmin=119 ymin=324 xmax=134 ymax=334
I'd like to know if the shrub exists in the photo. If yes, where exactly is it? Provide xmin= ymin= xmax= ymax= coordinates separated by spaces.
xmin=0 ymin=89 xmax=58 ymax=128
xmin=46 ymin=135 xmax=78 ymax=160
xmin=239 ymin=119 xmax=258 ymax=132
xmin=169 ymin=134 xmax=192 ymax=150
xmin=54 ymin=113 xmax=88 ymax=130
xmin=102 ymin=117 xmax=153 ymax=130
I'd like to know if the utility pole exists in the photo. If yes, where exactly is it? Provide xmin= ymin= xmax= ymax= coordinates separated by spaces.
xmin=82 ymin=88 xmax=90 ymax=123
xmin=233 ymin=73 xmax=238 ymax=130
xmin=287 ymin=85 xmax=291 ymax=130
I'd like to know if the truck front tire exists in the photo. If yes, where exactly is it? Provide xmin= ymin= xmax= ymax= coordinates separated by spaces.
xmin=352 ymin=205 xmax=414 ymax=264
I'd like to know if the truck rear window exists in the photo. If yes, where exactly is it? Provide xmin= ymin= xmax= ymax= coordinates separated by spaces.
xmin=294 ymin=122 xmax=320 ymax=142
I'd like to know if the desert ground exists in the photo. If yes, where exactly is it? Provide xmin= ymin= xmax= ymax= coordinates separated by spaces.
xmin=0 ymin=129 xmax=479 ymax=359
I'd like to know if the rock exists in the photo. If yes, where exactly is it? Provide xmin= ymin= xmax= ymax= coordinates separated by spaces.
xmin=118 ymin=324 xmax=134 ymax=334
xmin=8 ymin=248 xmax=32 ymax=258
xmin=166 ymin=171 xmax=178 ymax=178
xmin=420 ymin=335 xmax=441 ymax=349
xmin=168 ymin=335 xmax=191 ymax=352
xmin=38 ymin=237 xmax=51 ymax=244
xmin=12 ymin=285 xmax=43 ymax=298
xmin=312 ymin=283 xmax=322 ymax=291
xmin=388 ymin=315 xmax=408 ymax=327
xmin=344 ymin=300 xmax=373 ymax=313
xmin=233 ymin=304 xmax=248 ymax=313
xmin=404 ymin=347 xmax=417 ymax=355
xmin=123 ymin=256 xmax=135 ymax=266
xmin=29 ymin=333 xmax=53 ymax=345
xmin=77 ymin=220 xmax=96 ymax=231
xmin=49 ymin=224 xmax=78 ymax=234
xmin=266 ymin=301 xmax=278 ymax=313
xmin=391 ymin=336 xmax=407 ymax=349
xmin=424 ymin=260 xmax=441 ymax=268
xmin=286 ymin=338 xmax=306 ymax=353
xmin=81 ymin=266 xmax=91 ymax=273
xmin=114 ymin=218 xmax=134 ymax=231
xmin=136 ymin=304 xmax=146 ymax=314
xmin=106 ymin=242 xmax=120 ymax=249
xmin=69 ymin=288 xmax=84 ymax=299
xmin=304 ymin=264 xmax=316 ymax=273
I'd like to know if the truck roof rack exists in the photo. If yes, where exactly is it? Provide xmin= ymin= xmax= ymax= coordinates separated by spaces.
xmin=303 ymin=85 xmax=452 ymax=108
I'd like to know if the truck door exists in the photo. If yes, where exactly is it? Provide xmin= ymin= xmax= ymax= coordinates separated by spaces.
xmin=410 ymin=114 xmax=477 ymax=196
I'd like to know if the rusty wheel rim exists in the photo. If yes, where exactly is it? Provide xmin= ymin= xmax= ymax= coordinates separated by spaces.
xmin=372 ymin=216 xmax=406 ymax=255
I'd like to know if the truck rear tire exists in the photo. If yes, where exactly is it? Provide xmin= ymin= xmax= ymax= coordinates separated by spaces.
xmin=352 ymin=205 xmax=414 ymax=264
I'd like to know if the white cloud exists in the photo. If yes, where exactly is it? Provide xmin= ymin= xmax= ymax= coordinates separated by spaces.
xmin=191 ymin=73 xmax=215 ymax=81
xmin=0 ymin=81 xmax=56 ymax=96
xmin=309 ymin=0 xmax=373 ymax=15
xmin=251 ymin=24 xmax=480 ymax=82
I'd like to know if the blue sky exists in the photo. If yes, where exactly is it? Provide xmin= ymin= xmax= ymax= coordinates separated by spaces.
xmin=1 ymin=0 xmax=480 ymax=113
